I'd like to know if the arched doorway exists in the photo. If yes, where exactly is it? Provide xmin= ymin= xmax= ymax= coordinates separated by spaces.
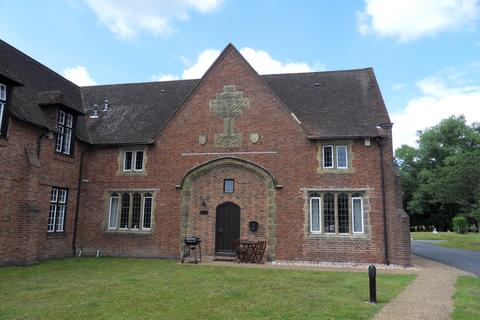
xmin=215 ymin=202 xmax=240 ymax=255
xmin=178 ymin=157 xmax=281 ymax=260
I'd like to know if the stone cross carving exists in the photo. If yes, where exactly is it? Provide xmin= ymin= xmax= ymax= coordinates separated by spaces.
xmin=209 ymin=85 xmax=249 ymax=148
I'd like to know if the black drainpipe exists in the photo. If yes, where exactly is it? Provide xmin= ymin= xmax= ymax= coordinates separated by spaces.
xmin=378 ymin=137 xmax=390 ymax=265
xmin=72 ymin=148 xmax=90 ymax=257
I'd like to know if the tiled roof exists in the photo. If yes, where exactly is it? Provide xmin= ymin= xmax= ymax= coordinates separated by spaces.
xmin=0 ymin=39 xmax=89 ymax=141
xmin=0 ymin=39 xmax=391 ymax=145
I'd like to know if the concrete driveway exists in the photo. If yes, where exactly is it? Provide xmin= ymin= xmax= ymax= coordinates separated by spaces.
xmin=412 ymin=240 xmax=480 ymax=276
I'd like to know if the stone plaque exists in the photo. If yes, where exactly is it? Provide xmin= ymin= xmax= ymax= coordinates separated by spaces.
xmin=198 ymin=134 xmax=207 ymax=145
xmin=250 ymin=132 xmax=259 ymax=144
xmin=209 ymin=85 xmax=249 ymax=148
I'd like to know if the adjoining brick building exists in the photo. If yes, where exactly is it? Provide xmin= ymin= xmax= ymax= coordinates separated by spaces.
xmin=0 ymin=40 xmax=411 ymax=266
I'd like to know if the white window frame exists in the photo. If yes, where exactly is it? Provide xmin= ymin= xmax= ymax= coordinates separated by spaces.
xmin=56 ymin=110 xmax=74 ymax=155
xmin=352 ymin=197 xmax=364 ymax=234
xmin=108 ymin=193 xmax=120 ymax=229
xmin=108 ymin=191 xmax=153 ymax=231
xmin=309 ymin=196 xmax=322 ymax=233
xmin=123 ymin=150 xmax=144 ymax=172
xmin=322 ymin=145 xmax=334 ymax=168
xmin=48 ymin=187 xmax=68 ymax=233
xmin=336 ymin=145 xmax=348 ymax=169
xmin=142 ymin=193 xmax=153 ymax=230
xmin=0 ymin=83 xmax=6 ymax=133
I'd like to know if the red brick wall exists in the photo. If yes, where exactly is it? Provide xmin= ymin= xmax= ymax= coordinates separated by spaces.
xmin=76 ymin=47 xmax=410 ymax=265
xmin=0 ymin=117 xmax=83 ymax=265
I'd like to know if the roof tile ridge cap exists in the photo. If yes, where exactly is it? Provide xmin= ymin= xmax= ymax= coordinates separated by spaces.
xmin=260 ymin=67 xmax=374 ymax=78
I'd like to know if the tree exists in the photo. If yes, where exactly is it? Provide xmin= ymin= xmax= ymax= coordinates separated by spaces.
xmin=395 ymin=116 xmax=480 ymax=230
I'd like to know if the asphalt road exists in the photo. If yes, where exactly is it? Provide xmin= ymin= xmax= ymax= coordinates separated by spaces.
xmin=412 ymin=240 xmax=480 ymax=276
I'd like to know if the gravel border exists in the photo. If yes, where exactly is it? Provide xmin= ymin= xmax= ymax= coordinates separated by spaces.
xmin=272 ymin=259 xmax=419 ymax=270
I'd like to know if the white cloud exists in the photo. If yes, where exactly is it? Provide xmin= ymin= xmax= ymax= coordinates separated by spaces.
xmin=63 ymin=66 xmax=97 ymax=86
xmin=357 ymin=0 xmax=480 ymax=42
xmin=392 ymin=75 xmax=480 ymax=149
xmin=151 ymin=47 xmax=321 ymax=81
xmin=392 ymin=83 xmax=406 ymax=91
xmin=83 ymin=0 xmax=222 ymax=39
xmin=150 ymin=73 xmax=180 ymax=81
xmin=182 ymin=49 xmax=221 ymax=79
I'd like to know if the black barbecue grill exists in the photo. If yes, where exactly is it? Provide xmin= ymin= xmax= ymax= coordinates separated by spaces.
xmin=181 ymin=236 xmax=202 ymax=263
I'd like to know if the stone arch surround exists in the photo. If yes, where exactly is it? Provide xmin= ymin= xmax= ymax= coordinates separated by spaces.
xmin=177 ymin=157 xmax=279 ymax=260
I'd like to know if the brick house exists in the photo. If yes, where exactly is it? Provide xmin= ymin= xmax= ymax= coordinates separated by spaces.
xmin=0 ymin=40 xmax=411 ymax=266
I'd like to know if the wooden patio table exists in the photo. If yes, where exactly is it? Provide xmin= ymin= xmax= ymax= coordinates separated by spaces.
xmin=239 ymin=240 xmax=259 ymax=263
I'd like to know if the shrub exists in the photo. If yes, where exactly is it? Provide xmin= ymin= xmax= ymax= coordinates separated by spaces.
xmin=452 ymin=216 xmax=469 ymax=234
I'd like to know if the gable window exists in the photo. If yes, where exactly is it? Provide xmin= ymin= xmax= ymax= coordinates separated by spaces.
xmin=55 ymin=110 xmax=74 ymax=155
xmin=48 ymin=187 xmax=68 ymax=232
xmin=320 ymin=143 xmax=351 ymax=170
xmin=108 ymin=191 xmax=153 ymax=231
xmin=123 ymin=150 xmax=144 ymax=172
xmin=224 ymin=179 xmax=234 ymax=193
xmin=0 ymin=83 xmax=7 ymax=135
xmin=308 ymin=191 xmax=365 ymax=235
xmin=322 ymin=145 xmax=333 ymax=168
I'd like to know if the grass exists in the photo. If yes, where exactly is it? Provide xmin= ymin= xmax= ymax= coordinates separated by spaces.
xmin=0 ymin=258 xmax=414 ymax=320
xmin=452 ymin=276 xmax=480 ymax=320
xmin=411 ymin=232 xmax=480 ymax=251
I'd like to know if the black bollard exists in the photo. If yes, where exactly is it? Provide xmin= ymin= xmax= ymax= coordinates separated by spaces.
xmin=368 ymin=265 xmax=377 ymax=304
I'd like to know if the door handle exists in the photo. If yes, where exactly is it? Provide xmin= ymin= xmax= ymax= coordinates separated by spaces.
xmin=218 ymin=227 xmax=223 ymax=233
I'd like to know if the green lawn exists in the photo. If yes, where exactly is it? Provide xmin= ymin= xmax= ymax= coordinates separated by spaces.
xmin=453 ymin=276 xmax=480 ymax=320
xmin=0 ymin=258 xmax=414 ymax=320
xmin=411 ymin=232 xmax=480 ymax=252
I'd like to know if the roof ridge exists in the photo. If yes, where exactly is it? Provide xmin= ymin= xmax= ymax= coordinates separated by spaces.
xmin=0 ymin=39 xmax=81 ymax=90
xmin=260 ymin=67 xmax=373 ymax=77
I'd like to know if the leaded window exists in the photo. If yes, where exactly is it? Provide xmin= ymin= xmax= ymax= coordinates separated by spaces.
xmin=55 ymin=110 xmax=74 ymax=155
xmin=48 ymin=187 xmax=68 ymax=232
xmin=109 ymin=191 xmax=153 ymax=231
xmin=321 ymin=144 xmax=350 ymax=169
xmin=323 ymin=193 xmax=335 ymax=233
xmin=338 ymin=193 xmax=349 ymax=233
xmin=308 ymin=191 xmax=364 ymax=235
xmin=323 ymin=145 xmax=333 ymax=168
xmin=123 ymin=150 xmax=144 ymax=172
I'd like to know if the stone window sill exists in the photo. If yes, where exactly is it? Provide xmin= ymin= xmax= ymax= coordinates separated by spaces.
xmin=307 ymin=233 xmax=368 ymax=239
xmin=104 ymin=229 xmax=152 ymax=235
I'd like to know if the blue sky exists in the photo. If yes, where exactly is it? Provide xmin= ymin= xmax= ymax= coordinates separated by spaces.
xmin=1 ymin=0 xmax=479 ymax=149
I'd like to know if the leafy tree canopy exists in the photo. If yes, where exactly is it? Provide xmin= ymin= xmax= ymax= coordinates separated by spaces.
xmin=395 ymin=116 xmax=480 ymax=230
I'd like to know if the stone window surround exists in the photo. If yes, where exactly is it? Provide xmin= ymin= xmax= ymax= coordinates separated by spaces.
xmin=104 ymin=189 xmax=157 ymax=234
xmin=317 ymin=140 xmax=354 ymax=174
xmin=117 ymin=147 xmax=148 ymax=176
xmin=302 ymin=188 xmax=370 ymax=239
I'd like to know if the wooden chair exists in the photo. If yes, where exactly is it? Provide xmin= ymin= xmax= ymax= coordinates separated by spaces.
xmin=254 ymin=241 xmax=266 ymax=263
xmin=232 ymin=239 xmax=246 ymax=263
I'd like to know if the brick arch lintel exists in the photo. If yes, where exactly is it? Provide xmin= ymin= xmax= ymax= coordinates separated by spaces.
xmin=178 ymin=157 xmax=278 ymax=260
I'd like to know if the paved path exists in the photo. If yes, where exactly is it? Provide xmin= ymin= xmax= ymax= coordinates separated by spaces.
xmin=412 ymin=240 xmax=480 ymax=276
xmin=373 ymin=255 xmax=470 ymax=320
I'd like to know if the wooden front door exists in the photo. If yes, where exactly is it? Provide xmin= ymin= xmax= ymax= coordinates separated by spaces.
xmin=215 ymin=202 xmax=240 ymax=255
